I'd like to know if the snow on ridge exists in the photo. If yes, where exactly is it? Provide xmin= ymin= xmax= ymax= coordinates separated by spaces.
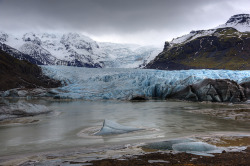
xmin=216 ymin=23 xmax=250 ymax=32
xmin=215 ymin=14 xmax=250 ymax=32
xmin=170 ymin=29 xmax=216 ymax=45
xmin=41 ymin=66 xmax=250 ymax=100
xmin=170 ymin=14 xmax=250 ymax=45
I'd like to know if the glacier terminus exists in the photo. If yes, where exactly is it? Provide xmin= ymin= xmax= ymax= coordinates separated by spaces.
xmin=41 ymin=66 xmax=250 ymax=100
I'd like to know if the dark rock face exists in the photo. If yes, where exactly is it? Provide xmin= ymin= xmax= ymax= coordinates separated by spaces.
xmin=226 ymin=14 xmax=250 ymax=24
xmin=163 ymin=41 xmax=171 ymax=51
xmin=0 ymin=49 xmax=61 ymax=91
xmin=130 ymin=95 xmax=148 ymax=101
xmin=240 ymin=81 xmax=250 ymax=99
xmin=169 ymin=79 xmax=247 ymax=102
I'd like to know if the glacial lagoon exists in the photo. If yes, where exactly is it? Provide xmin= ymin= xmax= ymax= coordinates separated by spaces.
xmin=0 ymin=99 xmax=249 ymax=157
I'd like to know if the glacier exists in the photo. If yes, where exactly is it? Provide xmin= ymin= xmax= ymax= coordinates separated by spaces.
xmin=41 ymin=66 xmax=250 ymax=100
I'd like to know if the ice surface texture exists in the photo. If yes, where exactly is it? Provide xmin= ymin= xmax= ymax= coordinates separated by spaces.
xmin=42 ymin=66 xmax=250 ymax=100
xmin=172 ymin=142 xmax=218 ymax=152
xmin=143 ymin=139 xmax=222 ymax=156
xmin=143 ymin=138 xmax=195 ymax=150
xmin=94 ymin=120 xmax=143 ymax=135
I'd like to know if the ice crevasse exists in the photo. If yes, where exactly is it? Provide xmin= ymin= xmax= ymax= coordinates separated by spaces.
xmin=41 ymin=66 xmax=250 ymax=100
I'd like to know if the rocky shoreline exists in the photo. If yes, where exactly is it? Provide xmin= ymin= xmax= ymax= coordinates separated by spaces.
xmin=88 ymin=147 xmax=250 ymax=166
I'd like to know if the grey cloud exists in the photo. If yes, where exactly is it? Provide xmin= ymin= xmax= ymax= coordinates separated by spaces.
xmin=0 ymin=0 xmax=249 ymax=45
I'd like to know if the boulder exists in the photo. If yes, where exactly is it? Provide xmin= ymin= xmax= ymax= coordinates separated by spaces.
xmin=169 ymin=79 xmax=247 ymax=102
xmin=240 ymin=81 xmax=250 ymax=99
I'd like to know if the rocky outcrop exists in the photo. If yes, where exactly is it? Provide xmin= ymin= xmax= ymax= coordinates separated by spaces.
xmin=240 ymin=81 xmax=250 ymax=99
xmin=169 ymin=79 xmax=247 ymax=102
xmin=0 ymin=49 xmax=61 ymax=91
xmin=130 ymin=95 xmax=149 ymax=101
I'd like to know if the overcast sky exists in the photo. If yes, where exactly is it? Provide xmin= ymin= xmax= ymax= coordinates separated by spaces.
xmin=0 ymin=0 xmax=249 ymax=46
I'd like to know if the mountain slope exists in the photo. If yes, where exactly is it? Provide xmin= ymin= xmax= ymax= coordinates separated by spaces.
xmin=0 ymin=32 xmax=161 ymax=68
xmin=0 ymin=42 xmax=43 ymax=65
xmin=146 ymin=14 xmax=250 ymax=70
xmin=0 ymin=49 xmax=61 ymax=91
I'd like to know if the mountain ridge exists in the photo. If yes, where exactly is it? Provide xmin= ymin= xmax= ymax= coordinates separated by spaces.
xmin=0 ymin=31 xmax=161 ymax=68
xmin=146 ymin=14 xmax=250 ymax=70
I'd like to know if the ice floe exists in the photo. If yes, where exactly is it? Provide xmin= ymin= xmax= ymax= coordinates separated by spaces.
xmin=142 ymin=138 xmax=195 ymax=150
xmin=172 ymin=142 xmax=219 ymax=153
xmin=94 ymin=120 xmax=144 ymax=136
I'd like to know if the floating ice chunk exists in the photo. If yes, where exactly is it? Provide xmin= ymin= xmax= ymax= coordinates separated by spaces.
xmin=189 ymin=152 xmax=215 ymax=157
xmin=172 ymin=142 xmax=220 ymax=153
xmin=148 ymin=160 xmax=170 ymax=164
xmin=143 ymin=138 xmax=195 ymax=150
xmin=94 ymin=120 xmax=144 ymax=136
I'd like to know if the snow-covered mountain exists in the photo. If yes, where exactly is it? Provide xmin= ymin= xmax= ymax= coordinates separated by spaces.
xmin=0 ymin=32 xmax=161 ymax=68
xmin=217 ymin=14 xmax=250 ymax=31
xmin=146 ymin=14 xmax=250 ymax=70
